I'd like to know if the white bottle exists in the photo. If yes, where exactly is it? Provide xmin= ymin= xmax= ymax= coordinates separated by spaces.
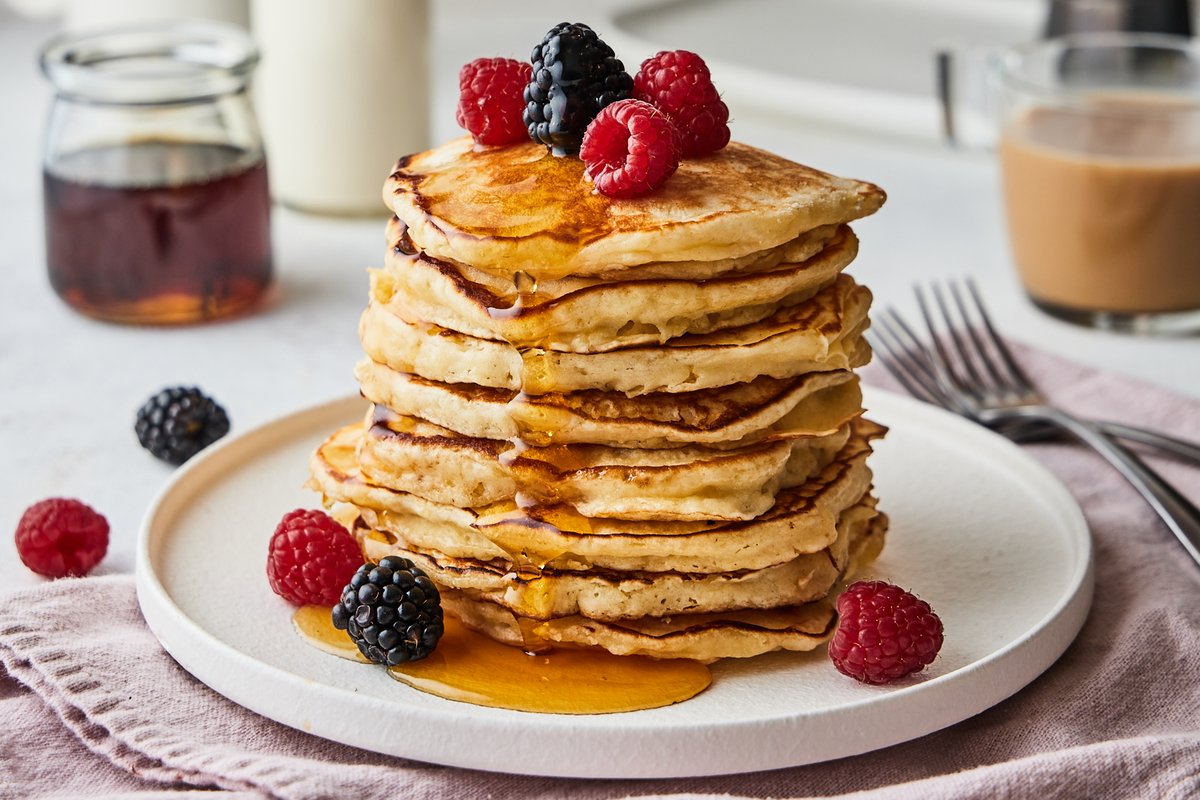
xmin=250 ymin=0 xmax=430 ymax=215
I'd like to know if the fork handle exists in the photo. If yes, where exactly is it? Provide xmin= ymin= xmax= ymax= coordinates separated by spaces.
xmin=1027 ymin=407 xmax=1200 ymax=569
xmin=1094 ymin=421 xmax=1200 ymax=465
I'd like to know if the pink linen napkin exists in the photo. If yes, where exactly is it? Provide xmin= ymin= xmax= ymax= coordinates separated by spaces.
xmin=2 ymin=347 xmax=1199 ymax=800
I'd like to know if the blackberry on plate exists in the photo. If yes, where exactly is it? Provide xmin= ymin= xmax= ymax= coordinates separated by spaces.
xmin=523 ymin=22 xmax=633 ymax=156
xmin=332 ymin=556 xmax=444 ymax=665
xmin=135 ymin=386 xmax=230 ymax=465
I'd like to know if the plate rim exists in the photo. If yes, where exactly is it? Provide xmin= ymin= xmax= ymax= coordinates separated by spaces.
xmin=135 ymin=387 xmax=1094 ymax=778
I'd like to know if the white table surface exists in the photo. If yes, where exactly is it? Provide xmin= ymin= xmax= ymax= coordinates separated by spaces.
xmin=2 ymin=2 xmax=1198 ymax=595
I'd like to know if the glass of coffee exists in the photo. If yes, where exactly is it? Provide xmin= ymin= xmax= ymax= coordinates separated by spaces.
xmin=40 ymin=22 xmax=272 ymax=325
xmin=996 ymin=34 xmax=1200 ymax=334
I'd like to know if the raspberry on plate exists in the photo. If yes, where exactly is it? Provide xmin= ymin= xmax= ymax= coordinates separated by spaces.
xmin=579 ymin=99 xmax=681 ymax=198
xmin=633 ymin=49 xmax=730 ymax=157
xmin=266 ymin=509 xmax=363 ymax=606
xmin=15 ymin=497 xmax=109 ymax=578
xmin=456 ymin=57 xmax=531 ymax=146
xmin=829 ymin=580 xmax=944 ymax=685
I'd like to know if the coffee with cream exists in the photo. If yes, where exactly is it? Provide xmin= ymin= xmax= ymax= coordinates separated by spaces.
xmin=1000 ymin=97 xmax=1200 ymax=317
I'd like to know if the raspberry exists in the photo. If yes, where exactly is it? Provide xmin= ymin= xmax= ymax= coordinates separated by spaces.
xmin=633 ymin=50 xmax=730 ymax=157
xmin=15 ymin=498 xmax=109 ymax=578
xmin=829 ymin=581 xmax=944 ymax=685
xmin=669 ymin=101 xmax=731 ymax=158
xmin=579 ymin=99 xmax=681 ymax=198
xmin=266 ymin=509 xmax=363 ymax=606
xmin=456 ymin=57 xmax=531 ymax=146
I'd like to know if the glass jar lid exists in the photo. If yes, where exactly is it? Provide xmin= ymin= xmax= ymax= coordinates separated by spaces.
xmin=40 ymin=21 xmax=259 ymax=106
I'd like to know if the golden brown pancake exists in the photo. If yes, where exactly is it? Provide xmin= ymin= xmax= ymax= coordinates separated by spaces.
xmin=359 ymin=273 xmax=873 ymax=396
xmin=310 ymin=419 xmax=882 ymax=573
xmin=349 ymin=407 xmax=852 ymax=521
xmin=437 ymin=509 xmax=886 ymax=661
xmin=383 ymin=137 xmax=886 ymax=280
xmin=379 ymin=220 xmax=858 ymax=351
xmin=348 ymin=497 xmax=880 ymax=622
xmin=354 ymin=360 xmax=862 ymax=448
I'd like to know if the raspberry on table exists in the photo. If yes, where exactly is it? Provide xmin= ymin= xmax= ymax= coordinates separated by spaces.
xmin=633 ymin=49 xmax=730 ymax=157
xmin=523 ymin=22 xmax=634 ymax=155
xmin=332 ymin=556 xmax=444 ymax=665
xmin=579 ymin=99 xmax=682 ymax=198
xmin=15 ymin=498 xmax=109 ymax=578
xmin=135 ymin=386 xmax=230 ymax=466
xmin=829 ymin=580 xmax=944 ymax=685
xmin=456 ymin=57 xmax=531 ymax=146
xmin=266 ymin=509 xmax=363 ymax=606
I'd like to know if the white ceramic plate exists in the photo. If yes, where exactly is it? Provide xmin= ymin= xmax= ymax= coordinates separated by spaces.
xmin=136 ymin=387 xmax=1092 ymax=779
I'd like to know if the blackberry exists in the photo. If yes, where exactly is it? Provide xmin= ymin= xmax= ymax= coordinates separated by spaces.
xmin=523 ymin=22 xmax=633 ymax=156
xmin=135 ymin=386 xmax=230 ymax=465
xmin=332 ymin=557 xmax=444 ymax=665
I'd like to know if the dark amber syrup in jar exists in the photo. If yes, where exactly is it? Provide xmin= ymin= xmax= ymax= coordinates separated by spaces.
xmin=43 ymin=141 xmax=272 ymax=324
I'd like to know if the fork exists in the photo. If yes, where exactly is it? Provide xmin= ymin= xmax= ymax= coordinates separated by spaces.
xmin=872 ymin=292 xmax=1200 ymax=462
xmin=870 ymin=279 xmax=1200 ymax=569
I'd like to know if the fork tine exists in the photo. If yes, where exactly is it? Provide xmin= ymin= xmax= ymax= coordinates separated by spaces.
xmin=869 ymin=328 xmax=945 ymax=405
xmin=930 ymin=282 xmax=992 ymax=392
xmin=965 ymin=279 xmax=1037 ymax=391
xmin=873 ymin=309 xmax=945 ymax=388
xmin=914 ymin=284 xmax=970 ymax=393
xmin=869 ymin=314 xmax=947 ymax=405
xmin=946 ymin=280 xmax=1010 ymax=394
xmin=879 ymin=308 xmax=943 ymax=387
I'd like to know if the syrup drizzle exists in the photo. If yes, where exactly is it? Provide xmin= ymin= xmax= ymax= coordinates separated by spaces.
xmin=486 ymin=269 xmax=577 ymax=631
xmin=293 ymin=606 xmax=711 ymax=714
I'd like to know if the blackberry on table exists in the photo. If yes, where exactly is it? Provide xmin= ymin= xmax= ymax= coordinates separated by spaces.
xmin=332 ymin=556 xmax=444 ymax=665
xmin=135 ymin=386 xmax=230 ymax=465
xmin=523 ymin=22 xmax=633 ymax=156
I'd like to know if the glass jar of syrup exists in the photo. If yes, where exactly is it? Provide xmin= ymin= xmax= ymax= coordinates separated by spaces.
xmin=40 ymin=22 xmax=272 ymax=324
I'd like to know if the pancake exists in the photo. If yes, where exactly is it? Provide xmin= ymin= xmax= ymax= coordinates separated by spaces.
xmin=349 ymin=496 xmax=880 ymax=622
xmin=380 ymin=220 xmax=858 ymax=351
xmin=383 ymin=137 xmax=886 ymax=280
xmin=351 ymin=408 xmax=852 ymax=521
xmin=438 ymin=510 xmax=886 ymax=660
xmin=360 ymin=273 xmax=873 ymax=396
xmin=312 ymin=422 xmax=879 ymax=572
xmin=355 ymin=360 xmax=862 ymax=447
xmin=440 ymin=590 xmax=836 ymax=662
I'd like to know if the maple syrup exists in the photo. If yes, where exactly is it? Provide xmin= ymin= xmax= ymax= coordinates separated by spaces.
xmin=43 ymin=141 xmax=272 ymax=324
xmin=293 ymin=605 xmax=711 ymax=714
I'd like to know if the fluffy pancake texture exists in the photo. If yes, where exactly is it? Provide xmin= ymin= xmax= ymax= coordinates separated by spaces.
xmin=354 ymin=360 xmax=862 ymax=447
xmin=311 ymin=135 xmax=888 ymax=661
xmin=383 ymin=137 xmax=885 ymax=280
xmin=360 ymin=272 xmax=874 ymax=396
xmin=313 ymin=418 xmax=880 ymax=573
xmin=381 ymin=218 xmax=859 ymax=351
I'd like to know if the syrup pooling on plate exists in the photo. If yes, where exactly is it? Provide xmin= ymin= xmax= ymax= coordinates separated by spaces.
xmin=292 ymin=605 xmax=712 ymax=713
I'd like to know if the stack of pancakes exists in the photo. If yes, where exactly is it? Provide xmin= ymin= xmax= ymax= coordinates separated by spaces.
xmin=310 ymin=136 xmax=888 ymax=661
